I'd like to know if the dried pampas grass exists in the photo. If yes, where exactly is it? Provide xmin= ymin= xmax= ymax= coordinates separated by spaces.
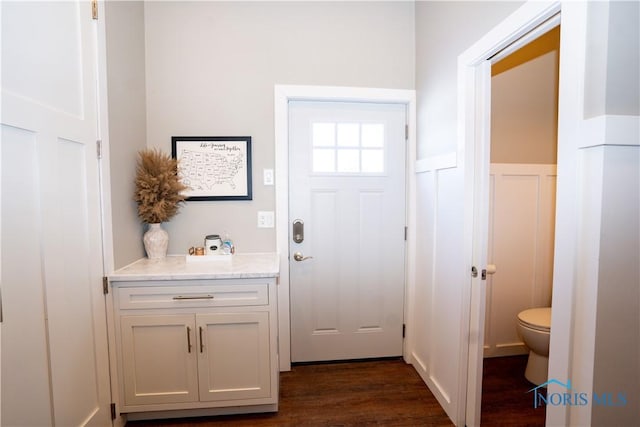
xmin=134 ymin=149 xmax=188 ymax=224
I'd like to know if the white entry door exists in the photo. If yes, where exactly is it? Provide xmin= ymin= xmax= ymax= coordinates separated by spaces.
xmin=289 ymin=101 xmax=407 ymax=362
xmin=1 ymin=2 xmax=111 ymax=426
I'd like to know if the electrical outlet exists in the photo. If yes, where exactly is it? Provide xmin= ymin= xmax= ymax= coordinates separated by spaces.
xmin=263 ymin=169 xmax=274 ymax=186
xmin=257 ymin=211 xmax=275 ymax=228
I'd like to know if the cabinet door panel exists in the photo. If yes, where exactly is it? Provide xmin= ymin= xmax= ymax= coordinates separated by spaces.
xmin=121 ymin=315 xmax=198 ymax=405
xmin=197 ymin=312 xmax=271 ymax=402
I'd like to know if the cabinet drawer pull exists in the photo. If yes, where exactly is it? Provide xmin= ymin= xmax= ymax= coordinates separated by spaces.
xmin=199 ymin=327 xmax=204 ymax=353
xmin=172 ymin=295 xmax=214 ymax=300
xmin=186 ymin=326 xmax=192 ymax=353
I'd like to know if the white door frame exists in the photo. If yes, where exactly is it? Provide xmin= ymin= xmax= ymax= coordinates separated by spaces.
xmin=274 ymin=85 xmax=417 ymax=371
xmin=458 ymin=2 xmax=583 ymax=426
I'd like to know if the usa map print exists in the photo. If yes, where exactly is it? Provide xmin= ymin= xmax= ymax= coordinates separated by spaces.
xmin=174 ymin=139 xmax=250 ymax=199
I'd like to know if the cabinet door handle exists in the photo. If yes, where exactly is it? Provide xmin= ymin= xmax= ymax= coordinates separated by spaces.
xmin=186 ymin=326 xmax=192 ymax=353
xmin=173 ymin=295 xmax=214 ymax=300
xmin=199 ymin=326 xmax=204 ymax=353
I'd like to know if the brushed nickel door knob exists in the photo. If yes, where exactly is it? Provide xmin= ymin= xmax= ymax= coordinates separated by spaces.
xmin=293 ymin=252 xmax=313 ymax=262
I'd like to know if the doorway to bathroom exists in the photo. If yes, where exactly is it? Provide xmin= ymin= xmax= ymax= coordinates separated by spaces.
xmin=483 ymin=26 xmax=560 ymax=359
xmin=481 ymin=24 xmax=560 ymax=425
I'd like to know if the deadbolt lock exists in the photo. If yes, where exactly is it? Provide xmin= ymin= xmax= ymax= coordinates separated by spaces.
xmin=292 ymin=219 xmax=304 ymax=243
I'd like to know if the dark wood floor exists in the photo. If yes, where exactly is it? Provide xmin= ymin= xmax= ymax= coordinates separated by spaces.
xmin=481 ymin=355 xmax=546 ymax=426
xmin=126 ymin=358 xmax=452 ymax=426
xmin=127 ymin=356 xmax=545 ymax=426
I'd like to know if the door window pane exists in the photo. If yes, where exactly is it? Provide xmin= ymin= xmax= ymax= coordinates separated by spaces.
xmin=313 ymin=123 xmax=335 ymax=147
xmin=337 ymin=149 xmax=360 ymax=173
xmin=361 ymin=149 xmax=384 ymax=173
xmin=313 ymin=148 xmax=335 ymax=172
xmin=337 ymin=123 xmax=359 ymax=147
xmin=361 ymin=124 xmax=384 ymax=148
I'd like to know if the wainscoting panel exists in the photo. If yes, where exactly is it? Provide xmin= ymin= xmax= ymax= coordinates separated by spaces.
xmin=410 ymin=155 xmax=465 ymax=420
xmin=484 ymin=163 xmax=557 ymax=358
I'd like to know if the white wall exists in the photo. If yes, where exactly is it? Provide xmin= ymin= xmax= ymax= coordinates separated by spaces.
xmin=580 ymin=2 xmax=640 ymax=424
xmin=143 ymin=1 xmax=415 ymax=254
xmin=415 ymin=1 xmax=525 ymax=159
xmin=490 ymin=28 xmax=559 ymax=165
xmin=591 ymin=146 xmax=639 ymax=425
xmin=584 ymin=0 xmax=640 ymax=118
xmin=104 ymin=1 xmax=148 ymax=269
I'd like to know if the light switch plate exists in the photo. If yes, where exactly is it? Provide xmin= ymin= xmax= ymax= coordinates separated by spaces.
xmin=263 ymin=169 xmax=274 ymax=186
xmin=257 ymin=211 xmax=275 ymax=228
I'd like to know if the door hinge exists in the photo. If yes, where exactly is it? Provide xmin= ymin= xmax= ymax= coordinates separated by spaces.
xmin=110 ymin=402 xmax=116 ymax=420
xmin=404 ymin=226 xmax=408 ymax=241
xmin=404 ymin=124 xmax=408 ymax=141
xmin=96 ymin=139 xmax=102 ymax=159
xmin=102 ymin=276 xmax=109 ymax=294
xmin=402 ymin=324 xmax=406 ymax=338
xmin=92 ymin=0 xmax=98 ymax=20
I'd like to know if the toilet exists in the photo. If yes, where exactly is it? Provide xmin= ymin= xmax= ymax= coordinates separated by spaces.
xmin=517 ymin=307 xmax=551 ymax=386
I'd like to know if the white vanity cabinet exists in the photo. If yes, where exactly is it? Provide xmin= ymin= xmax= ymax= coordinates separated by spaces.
xmin=109 ymin=254 xmax=279 ymax=420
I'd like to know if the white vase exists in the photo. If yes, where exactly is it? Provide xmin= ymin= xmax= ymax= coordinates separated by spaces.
xmin=143 ymin=223 xmax=169 ymax=259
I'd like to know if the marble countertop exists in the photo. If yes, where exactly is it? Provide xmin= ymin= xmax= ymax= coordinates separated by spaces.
xmin=109 ymin=252 xmax=280 ymax=282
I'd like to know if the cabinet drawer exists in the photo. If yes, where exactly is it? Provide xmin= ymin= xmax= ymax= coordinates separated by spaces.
xmin=118 ymin=284 xmax=268 ymax=310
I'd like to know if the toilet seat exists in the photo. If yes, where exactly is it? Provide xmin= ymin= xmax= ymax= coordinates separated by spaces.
xmin=518 ymin=307 xmax=551 ymax=332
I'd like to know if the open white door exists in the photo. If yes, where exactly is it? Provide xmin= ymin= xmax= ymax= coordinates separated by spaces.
xmin=1 ymin=1 xmax=112 ymax=425
xmin=464 ymin=60 xmax=493 ymax=427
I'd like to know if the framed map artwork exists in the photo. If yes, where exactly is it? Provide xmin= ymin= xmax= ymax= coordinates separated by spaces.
xmin=171 ymin=136 xmax=252 ymax=201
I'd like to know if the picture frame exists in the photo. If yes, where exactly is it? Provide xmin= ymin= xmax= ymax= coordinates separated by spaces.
xmin=171 ymin=136 xmax=252 ymax=201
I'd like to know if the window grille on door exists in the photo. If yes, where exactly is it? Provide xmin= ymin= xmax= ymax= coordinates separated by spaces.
xmin=311 ymin=122 xmax=386 ymax=174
